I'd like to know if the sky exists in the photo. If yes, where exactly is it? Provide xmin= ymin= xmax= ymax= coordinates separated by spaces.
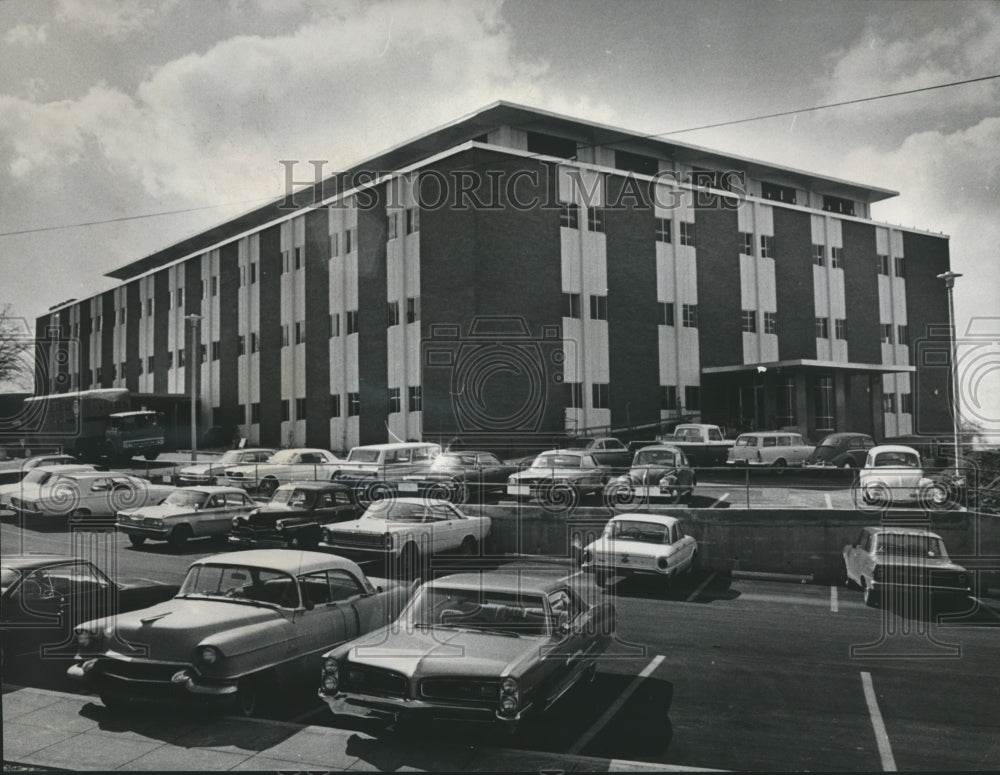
xmin=0 ymin=0 xmax=998 ymax=433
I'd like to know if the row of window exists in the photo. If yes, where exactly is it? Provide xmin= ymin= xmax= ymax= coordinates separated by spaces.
xmin=386 ymin=208 xmax=420 ymax=240
xmin=212 ymin=386 xmax=425 ymax=426
xmin=387 ymin=298 xmax=421 ymax=327
xmin=814 ymin=317 xmax=848 ymax=340
xmin=564 ymin=381 xmax=702 ymax=412
xmin=560 ymin=205 xmax=697 ymax=246
xmin=878 ymin=255 xmax=906 ymax=278
xmin=740 ymin=310 xmax=778 ymax=335
xmin=883 ymin=392 xmax=914 ymax=414
xmin=880 ymin=323 xmax=909 ymax=345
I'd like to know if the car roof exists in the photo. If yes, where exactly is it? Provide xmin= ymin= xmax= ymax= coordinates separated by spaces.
xmin=46 ymin=470 xmax=132 ymax=480
xmin=349 ymin=442 xmax=439 ymax=451
xmin=192 ymin=549 xmax=361 ymax=576
xmin=738 ymin=431 xmax=798 ymax=437
xmin=109 ymin=410 xmax=156 ymax=417
xmin=19 ymin=464 xmax=95 ymax=474
xmin=440 ymin=449 xmax=496 ymax=456
xmin=275 ymin=481 xmax=353 ymax=492
xmin=227 ymin=447 xmax=277 ymax=453
xmin=366 ymin=497 xmax=455 ymax=507
xmin=821 ymin=432 xmax=869 ymax=440
xmin=870 ymin=445 xmax=921 ymax=455
xmin=863 ymin=526 xmax=943 ymax=539
xmin=1 ymin=554 xmax=91 ymax=571
xmin=425 ymin=572 xmax=568 ymax=596
xmin=173 ymin=485 xmax=252 ymax=495
xmin=633 ymin=445 xmax=685 ymax=454
xmin=609 ymin=512 xmax=682 ymax=527
xmin=277 ymin=448 xmax=335 ymax=455
xmin=540 ymin=449 xmax=588 ymax=456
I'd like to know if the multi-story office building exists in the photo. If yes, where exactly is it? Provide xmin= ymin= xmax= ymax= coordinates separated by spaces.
xmin=35 ymin=102 xmax=953 ymax=452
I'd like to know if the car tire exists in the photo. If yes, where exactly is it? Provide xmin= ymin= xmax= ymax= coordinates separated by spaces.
xmin=128 ymin=535 xmax=146 ymax=548
xmin=772 ymin=459 xmax=787 ymax=473
xmin=920 ymin=483 xmax=950 ymax=511
xmin=258 ymin=478 xmax=278 ymax=498
xmin=862 ymin=580 xmax=880 ymax=608
xmin=167 ymin=524 xmax=193 ymax=550
xmin=459 ymin=536 xmax=478 ymax=556
xmin=233 ymin=674 xmax=269 ymax=718
xmin=451 ymin=481 xmax=470 ymax=506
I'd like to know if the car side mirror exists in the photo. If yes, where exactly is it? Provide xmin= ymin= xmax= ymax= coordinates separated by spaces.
xmin=302 ymin=599 xmax=315 ymax=611
xmin=557 ymin=621 xmax=571 ymax=637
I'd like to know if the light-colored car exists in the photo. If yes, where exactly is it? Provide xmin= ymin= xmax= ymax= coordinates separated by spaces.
xmin=0 ymin=463 xmax=97 ymax=510
xmin=856 ymin=444 xmax=948 ymax=508
xmin=218 ymin=447 xmax=344 ymax=496
xmin=9 ymin=470 xmax=176 ymax=521
xmin=318 ymin=497 xmax=491 ymax=576
xmin=726 ymin=431 xmax=813 ymax=467
xmin=843 ymin=526 xmax=970 ymax=607
xmin=173 ymin=448 xmax=277 ymax=487
xmin=604 ymin=445 xmax=696 ymax=503
xmin=117 ymin=486 xmax=257 ymax=549
xmin=0 ymin=454 xmax=84 ymax=486
xmin=331 ymin=442 xmax=442 ymax=499
xmin=580 ymin=513 xmax=698 ymax=588
xmin=506 ymin=450 xmax=608 ymax=503
xmin=318 ymin=572 xmax=614 ymax=730
xmin=68 ymin=550 xmax=411 ymax=716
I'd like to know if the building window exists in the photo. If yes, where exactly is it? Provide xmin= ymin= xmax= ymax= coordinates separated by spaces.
xmin=347 ymin=392 xmax=360 ymax=417
xmin=589 ymin=294 xmax=608 ymax=321
xmin=388 ymin=300 xmax=400 ymax=327
xmin=883 ymin=393 xmax=897 ymax=414
xmin=822 ymin=195 xmax=855 ymax=216
xmin=406 ymin=297 xmax=419 ymax=324
xmin=176 ymin=288 xmax=184 ymax=307
xmin=329 ymin=313 xmax=340 ymax=337
xmin=387 ymin=212 xmax=399 ymax=240
xmin=656 ymin=218 xmax=672 ymax=244
xmin=761 ymin=181 xmax=796 ymax=204
xmin=741 ymin=310 xmax=757 ymax=333
xmin=95 ymin=366 xmax=102 ymax=383
xmin=680 ymin=222 xmax=695 ymax=247
xmin=251 ymin=403 xmax=261 ymax=424
xmin=564 ymin=292 xmax=581 ymax=319
xmin=212 ymin=340 xmax=221 ymax=360
xmin=237 ymin=336 xmax=245 ymax=356
xmin=199 ymin=344 xmax=207 ymax=363
xmin=900 ymin=392 xmax=913 ymax=414
xmin=408 ymin=386 xmax=422 ymax=412
xmin=295 ymin=246 xmax=303 ymax=270
xmin=406 ymin=207 xmax=420 ymax=234
xmin=831 ymin=246 xmax=843 ymax=269
xmin=878 ymin=254 xmax=890 ymax=275
xmin=812 ymin=244 xmax=825 ymax=267
xmin=210 ymin=276 xmax=218 ymax=297
xmin=119 ymin=361 xmax=126 ymax=379
xmin=146 ymin=355 xmax=154 ymax=374
xmin=250 ymin=262 xmax=257 ymax=284
xmin=764 ymin=311 xmax=777 ymax=335
xmin=814 ymin=377 xmax=835 ymax=431
xmin=776 ymin=376 xmax=796 ymax=426
xmin=136 ymin=359 xmax=143 ymax=376
xmin=94 ymin=314 xmax=101 ymax=331
xmin=330 ymin=233 xmax=339 ymax=258
xmin=119 ymin=307 xmax=126 ymax=324
xmin=167 ymin=351 xmax=174 ymax=369
xmin=835 ymin=319 xmax=848 ymax=340
xmin=592 ymin=383 xmax=610 ymax=409
xmin=388 ymin=387 xmax=401 ymax=414
xmin=250 ymin=332 xmax=259 ymax=353
xmin=659 ymin=301 xmax=675 ymax=326
xmin=295 ymin=321 xmax=305 ymax=344
xmin=740 ymin=232 xmax=754 ymax=256
xmin=894 ymin=256 xmax=906 ymax=278
xmin=330 ymin=394 xmax=341 ymax=418
xmin=880 ymin=324 xmax=893 ymax=344
xmin=295 ymin=397 xmax=306 ymax=420
xmin=281 ymin=324 xmax=289 ymax=347
xmin=344 ymin=229 xmax=353 ymax=254
xmin=281 ymin=400 xmax=290 ymax=421
xmin=568 ymin=382 xmax=583 ymax=409
xmin=682 ymin=304 xmax=698 ymax=328
xmin=146 ymin=298 xmax=153 ymax=316
xmin=897 ymin=325 xmax=909 ymax=346
xmin=560 ymin=203 xmax=579 ymax=229
xmin=587 ymin=206 xmax=605 ymax=233
xmin=815 ymin=317 xmax=830 ymax=339
xmin=684 ymin=385 xmax=701 ymax=411
xmin=346 ymin=310 xmax=359 ymax=335
xmin=661 ymin=385 xmax=677 ymax=411
xmin=759 ymin=234 xmax=773 ymax=259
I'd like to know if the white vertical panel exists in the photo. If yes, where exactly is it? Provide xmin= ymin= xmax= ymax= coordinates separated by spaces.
xmin=756 ymin=204 xmax=773 ymax=236
xmin=810 ymin=214 xmax=825 ymax=245
xmin=740 ymin=254 xmax=757 ymax=310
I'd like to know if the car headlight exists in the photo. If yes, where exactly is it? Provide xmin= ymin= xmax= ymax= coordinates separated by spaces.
xmin=384 ymin=532 xmax=393 ymax=549
xmin=500 ymin=676 xmax=518 ymax=695
xmin=500 ymin=694 xmax=518 ymax=713
xmin=657 ymin=556 xmax=669 ymax=570
xmin=321 ymin=659 xmax=340 ymax=693
xmin=508 ymin=476 xmax=516 ymax=485
xmin=146 ymin=518 xmax=163 ymax=527
xmin=275 ymin=521 xmax=285 ymax=532
xmin=197 ymin=646 xmax=221 ymax=664
xmin=232 ymin=516 xmax=242 ymax=527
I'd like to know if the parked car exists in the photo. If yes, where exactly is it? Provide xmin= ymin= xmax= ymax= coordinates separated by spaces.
xmin=117 ymin=486 xmax=257 ymax=549
xmin=805 ymin=432 xmax=876 ymax=469
xmin=9 ymin=471 xmax=176 ymax=522
xmin=0 ymin=454 xmax=84 ymax=486
xmin=580 ymin=513 xmax=698 ymax=589
xmin=557 ymin=437 xmax=633 ymax=473
xmin=506 ymin=450 xmax=608 ymax=504
xmin=218 ymin=448 xmax=343 ymax=496
xmin=1 ymin=555 xmax=178 ymax=664
xmin=604 ymin=445 xmax=696 ymax=504
xmin=856 ymin=444 xmax=949 ymax=508
xmin=394 ymin=450 xmax=518 ymax=504
xmin=173 ymin=448 xmax=277 ymax=487
xmin=843 ymin=526 xmax=970 ymax=607
xmin=331 ymin=442 xmax=442 ymax=499
xmin=318 ymin=572 xmax=615 ymax=730
xmin=318 ymin=497 xmax=491 ymax=576
xmin=726 ymin=431 xmax=813 ymax=467
xmin=0 ymin=463 xmax=98 ymax=512
xmin=229 ymin=482 xmax=363 ymax=549
xmin=67 ymin=550 xmax=412 ymax=716
xmin=656 ymin=424 xmax=733 ymax=467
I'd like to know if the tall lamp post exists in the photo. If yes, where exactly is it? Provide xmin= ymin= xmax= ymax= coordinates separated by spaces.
xmin=185 ymin=314 xmax=202 ymax=463
xmin=936 ymin=271 xmax=963 ymax=468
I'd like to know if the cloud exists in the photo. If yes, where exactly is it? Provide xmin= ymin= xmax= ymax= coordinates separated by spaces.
xmin=4 ymin=23 xmax=48 ymax=45
xmin=54 ymin=0 xmax=157 ymax=38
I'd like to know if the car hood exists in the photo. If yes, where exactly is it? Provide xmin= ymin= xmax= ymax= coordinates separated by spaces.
xmin=177 ymin=463 xmax=215 ymax=476
xmin=120 ymin=503 xmax=197 ymax=520
xmin=621 ymin=466 xmax=682 ymax=482
xmin=511 ymin=468 xmax=593 ymax=480
xmin=325 ymin=518 xmax=415 ymax=534
xmin=344 ymin=625 xmax=544 ymax=679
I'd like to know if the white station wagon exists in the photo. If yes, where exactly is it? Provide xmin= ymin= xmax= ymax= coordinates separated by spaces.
xmin=581 ymin=513 xmax=698 ymax=589
xmin=726 ymin=431 xmax=813 ymax=467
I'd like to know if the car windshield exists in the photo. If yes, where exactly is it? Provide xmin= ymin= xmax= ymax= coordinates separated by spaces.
xmin=403 ymin=586 xmax=549 ymax=636
xmin=874 ymin=452 xmax=920 ymax=468
xmin=363 ymin=501 xmax=426 ymax=522
xmin=820 ymin=437 xmax=844 ymax=447
xmin=178 ymin=564 xmax=299 ymax=607
xmin=735 ymin=436 xmax=757 ymax=447
xmin=269 ymin=488 xmax=311 ymax=507
xmin=0 ymin=567 xmax=20 ymax=594
xmin=876 ymin=535 xmax=946 ymax=558
xmin=634 ymin=450 xmax=678 ymax=466
xmin=431 ymin=453 xmax=476 ymax=468
xmin=347 ymin=449 xmax=381 ymax=463
xmin=217 ymin=450 xmax=247 ymax=465
xmin=532 ymin=454 xmax=581 ymax=468
xmin=606 ymin=520 xmax=671 ymax=544
xmin=266 ymin=450 xmax=302 ymax=465
xmin=163 ymin=490 xmax=210 ymax=508
xmin=21 ymin=469 xmax=61 ymax=485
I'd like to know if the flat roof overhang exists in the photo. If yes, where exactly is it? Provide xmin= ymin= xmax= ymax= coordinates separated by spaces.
xmin=701 ymin=359 xmax=916 ymax=376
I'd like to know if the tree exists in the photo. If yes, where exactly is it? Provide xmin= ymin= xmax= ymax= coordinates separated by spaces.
xmin=0 ymin=304 xmax=34 ymax=391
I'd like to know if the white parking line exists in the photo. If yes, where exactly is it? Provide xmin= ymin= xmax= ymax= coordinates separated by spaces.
xmin=711 ymin=492 xmax=730 ymax=508
xmin=686 ymin=572 xmax=717 ymax=603
xmin=824 ymin=493 xmax=833 ymax=509
xmin=861 ymin=671 xmax=897 ymax=771
xmin=830 ymin=585 xmax=839 ymax=613
xmin=568 ymin=655 xmax=665 ymax=755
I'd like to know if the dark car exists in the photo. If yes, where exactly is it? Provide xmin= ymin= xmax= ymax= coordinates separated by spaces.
xmin=603 ymin=444 xmax=696 ymax=503
xmin=395 ymin=450 xmax=519 ymax=504
xmin=805 ymin=432 xmax=876 ymax=469
xmin=1 ymin=555 xmax=179 ymax=664
xmin=229 ymin=482 xmax=363 ymax=549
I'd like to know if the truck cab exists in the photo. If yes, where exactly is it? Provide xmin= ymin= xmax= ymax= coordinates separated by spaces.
xmin=104 ymin=411 xmax=165 ymax=462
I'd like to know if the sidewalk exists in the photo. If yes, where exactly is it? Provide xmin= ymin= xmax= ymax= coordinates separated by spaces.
xmin=2 ymin=686 xmax=718 ymax=773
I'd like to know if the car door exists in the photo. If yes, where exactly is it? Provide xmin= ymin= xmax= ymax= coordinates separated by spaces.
xmin=477 ymin=453 xmax=505 ymax=490
xmin=426 ymin=502 xmax=465 ymax=553
xmin=844 ymin=529 xmax=869 ymax=583
xmin=296 ymin=570 xmax=359 ymax=670
xmin=540 ymin=588 xmax=592 ymax=707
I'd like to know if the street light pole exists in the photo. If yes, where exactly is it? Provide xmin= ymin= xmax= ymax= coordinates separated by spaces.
xmin=185 ymin=314 xmax=202 ymax=463
xmin=936 ymin=271 xmax=963 ymax=469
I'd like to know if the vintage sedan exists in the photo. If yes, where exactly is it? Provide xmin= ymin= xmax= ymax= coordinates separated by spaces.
xmin=395 ymin=450 xmax=518 ymax=504
xmin=9 ymin=471 xmax=176 ymax=522
xmin=2 ymin=555 xmax=178 ymax=664
xmin=173 ymin=448 xmax=277 ymax=487
xmin=331 ymin=442 xmax=442 ymax=500
xmin=0 ymin=454 xmax=85 ymax=486
xmin=318 ymin=498 xmax=491 ymax=576
xmin=0 ymin=463 xmax=97 ymax=512
xmin=603 ymin=445 xmax=696 ymax=504
xmin=506 ymin=450 xmax=608 ymax=504
xmin=580 ymin=513 xmax=699 ymax=588
xmin=318 ymin=572 xmax=614 ymax=730
xmin=67 ymin=550 xmax=411 ymax=716
xmin=804 ymin=432 xmax=876 ymax=469
xmin=843 ymin=526 xmax=970 ymax=607
xmin=117 ymin=486 xmax=257 ymax=549
xmin=856 ymin=445 xmax=949 ymax=508
xmin=218 ymin=448 xmax=344 ymax=496
xmin=229 ymin=482 xmax=363 ymax=549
